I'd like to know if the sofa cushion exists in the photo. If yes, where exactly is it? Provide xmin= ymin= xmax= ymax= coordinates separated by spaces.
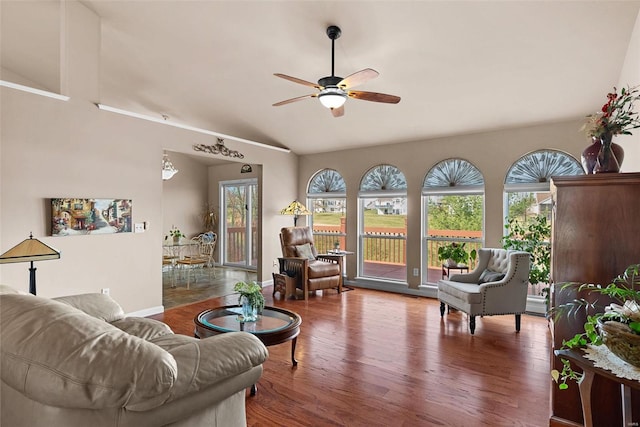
xmin=54 ymin=293 xmax=125 ymax=322
xmin=0 ymin=294 xmax=176 ymax=411
xmin=148 ymin=332 xmax=269 ymax=407
xmin=295 ymin=243 xmax=315 ymax=260
xmin=111 ymin=317 xmax=174 ymax=341
xmin=0 ymin=284 xmax=27 ymax=295
xmin=478 ymin=269 xmax=506 ymax=284
xmin=308 ymin=260 xmax=340 ymax=278
xmin=437 ymin=280 xmax=482 ymax=304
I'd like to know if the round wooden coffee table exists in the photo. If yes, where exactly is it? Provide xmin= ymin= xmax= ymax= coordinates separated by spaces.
xmin=194 ymin=305 xmax=302 ymax=366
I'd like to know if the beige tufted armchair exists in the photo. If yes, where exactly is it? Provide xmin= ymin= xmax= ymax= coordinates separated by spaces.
xmin=437 ymin=248 xmax=531 ymax=334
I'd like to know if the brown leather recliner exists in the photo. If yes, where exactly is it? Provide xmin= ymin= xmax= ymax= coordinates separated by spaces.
xmin=279 ymin=226 xmax=343 ymax=300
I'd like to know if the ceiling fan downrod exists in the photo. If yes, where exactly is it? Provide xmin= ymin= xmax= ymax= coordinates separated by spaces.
xmin=327 ymin=25 xmax=341 ymax=78
xmin=318 ymin=26 xmax=343 ymax=89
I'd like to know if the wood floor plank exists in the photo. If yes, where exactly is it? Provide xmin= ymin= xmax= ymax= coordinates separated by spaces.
xmin=151 ymin=287 xmax=551 ymax=426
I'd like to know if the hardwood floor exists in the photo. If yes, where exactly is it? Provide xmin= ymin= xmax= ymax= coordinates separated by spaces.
xmin=162 ymin=266 xmax=257 ymax=309
xmin=151 ymin=287 xmax=552 ymax=426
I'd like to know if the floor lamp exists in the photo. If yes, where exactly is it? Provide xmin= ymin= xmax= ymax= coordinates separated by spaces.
xmin=280 ymin=200 xmax=311 ymax=226
xmin=0 ymin=233 xmax=61 ymax=295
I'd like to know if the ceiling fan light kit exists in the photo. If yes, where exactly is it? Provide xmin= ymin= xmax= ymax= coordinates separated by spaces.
xmin=273 ymin=25 xmax=400 ymax=117
xmin=318 ymin=88 xmax=347 ymax=109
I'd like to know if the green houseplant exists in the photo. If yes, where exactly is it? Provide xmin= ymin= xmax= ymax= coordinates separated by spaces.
xmin=501 ymin=215 xmax=551 ymax=300
xmin=551 ymin=264 xmax=640 ymax=389
xmin=234 ymin=281 xmax=265 ymax=322
xmin=165 ymin=227 xmax=185 ymax=243
xmin=581 ymin=85 xmax=640 ymax=138
xmin=437 ymin=242 xmax=476 ymax=267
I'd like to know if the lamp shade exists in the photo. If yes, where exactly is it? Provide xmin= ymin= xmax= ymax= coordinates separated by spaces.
xmin=280 ymin=200 xmax=311 ymax=226
xmin=0 ymin=234 xmax=60 ymax=264
xmin=0 ymin=233 xmax=61 ymax=295
xmin=280 ymin=200 xmax=311 ymax=216
xmin=162 ymin=154 xmax=179 ymax=180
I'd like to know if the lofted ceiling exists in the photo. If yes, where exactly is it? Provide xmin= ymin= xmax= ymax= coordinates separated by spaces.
xmin=2 ymin=1 xmax=639 ymax=157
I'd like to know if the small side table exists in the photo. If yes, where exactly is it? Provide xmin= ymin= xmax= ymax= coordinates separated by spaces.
xmin=327 ymin=250 xmax=354 ymax=288
xmin=442 ymin=264 xmax=469 ymax=279
xmin=555 ymin=348 xmax=640 ymax=427
xmin=272 ymin=272 xmax=295 ymax=299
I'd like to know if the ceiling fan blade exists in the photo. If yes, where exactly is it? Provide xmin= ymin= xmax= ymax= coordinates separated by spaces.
xmin=338 ymin=68 xmax=379 ymax=90
xmin=273 ymin=93 xmax=317 ymax=107
xmin=274 ymin=73 xmax=322 ymax=90
xmin=331 ymin=105 xmax=345 ymax=118
xmin=348 ymin=90 xmax=401 ymax=104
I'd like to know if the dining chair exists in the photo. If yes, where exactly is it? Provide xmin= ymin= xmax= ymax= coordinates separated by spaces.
xmin=175 ymin=238 xmax=208 ymax=288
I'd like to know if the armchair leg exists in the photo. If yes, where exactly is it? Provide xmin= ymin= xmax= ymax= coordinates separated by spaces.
xmin=515 ymin=314 xmax=521 ymax=332
xmin=439 ymin=302 xmax=445 ymax=317
xmin=469 ymin=316 xmax=476 ymax=335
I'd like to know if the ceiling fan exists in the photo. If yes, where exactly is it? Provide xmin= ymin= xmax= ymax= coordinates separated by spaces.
xmin=272 ymin=25 xmax=401 ymax=117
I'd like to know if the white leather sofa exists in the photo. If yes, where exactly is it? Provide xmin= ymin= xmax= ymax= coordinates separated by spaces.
xmin=0 ymin=285 xmax=268 ymax=427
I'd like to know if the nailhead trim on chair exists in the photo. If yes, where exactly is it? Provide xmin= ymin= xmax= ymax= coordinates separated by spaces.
xmin=480 ymin=253 xmax=528 ymax=316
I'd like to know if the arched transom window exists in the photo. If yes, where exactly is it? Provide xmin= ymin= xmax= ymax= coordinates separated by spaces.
xmin=360 ymin=164 xmax=407 ymax=192
xmin=308 ymin=169 xmax=346 ymax=194
xmin=424 ymin=158 xmax=484 ymax=188
xmin=505 ymin=149 xmax=583 ymax=184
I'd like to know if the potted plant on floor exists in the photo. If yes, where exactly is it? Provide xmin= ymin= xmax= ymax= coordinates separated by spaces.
xmin=551 ymin=264 xmax=640 ymax=389
xmin=234 ymin=281 xmax=265 ymax=322
xmin=502 ymin=215 xmax=551 ymax=307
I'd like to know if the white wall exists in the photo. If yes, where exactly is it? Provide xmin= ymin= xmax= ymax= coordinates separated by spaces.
xmin=0 ymin=1 xmax=297 ymax=313
xmin=618 ymin=9 xmax=640 ymax=171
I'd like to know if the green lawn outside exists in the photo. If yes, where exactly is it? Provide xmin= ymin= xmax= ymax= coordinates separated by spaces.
xmin=314 ymin=211 xmax=406 ymax=228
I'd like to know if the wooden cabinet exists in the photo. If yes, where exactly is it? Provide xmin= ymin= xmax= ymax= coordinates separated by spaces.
xmin=549 ymin=173 xmax=640 ymax=427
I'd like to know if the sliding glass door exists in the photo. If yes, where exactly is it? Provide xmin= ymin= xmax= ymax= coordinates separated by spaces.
xmin=221 ymin=179 xmax=257 ymax=270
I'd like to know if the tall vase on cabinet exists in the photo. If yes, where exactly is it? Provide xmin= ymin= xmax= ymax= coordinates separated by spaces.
xmin=581 ymin=132 xmax=624 ymax=174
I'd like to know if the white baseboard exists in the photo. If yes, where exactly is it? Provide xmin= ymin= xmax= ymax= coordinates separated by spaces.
xmin=128 ymin=305 xmax=164 ymax=317
xmin=347 ymin=278 xmax=436 ymax=298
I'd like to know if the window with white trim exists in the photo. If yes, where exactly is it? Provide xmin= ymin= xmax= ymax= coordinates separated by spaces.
xmin=503 ymin=149 xmax=583 ymax=299
xmin=423 ymin=159 xmax=484 ymax=284
xmin=358 ymin=164 xmax=407 ymax=282
xmin=307 ymin=169 xmax=347 ymax=253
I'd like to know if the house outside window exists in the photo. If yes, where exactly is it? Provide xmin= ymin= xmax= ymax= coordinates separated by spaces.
xmin=307 ymin=169 xmax=346 ymax=253
xmin=358 ymin=164 xmax=407 ymax=282
xmin=503 ymin=149 xmax=583 ymax=299
xmin=423 ymin=159 xmax=484 ymax=284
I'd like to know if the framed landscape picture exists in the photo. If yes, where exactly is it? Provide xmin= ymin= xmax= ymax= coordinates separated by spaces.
xmin=51 ymin=198 xmax=132 ymax=236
